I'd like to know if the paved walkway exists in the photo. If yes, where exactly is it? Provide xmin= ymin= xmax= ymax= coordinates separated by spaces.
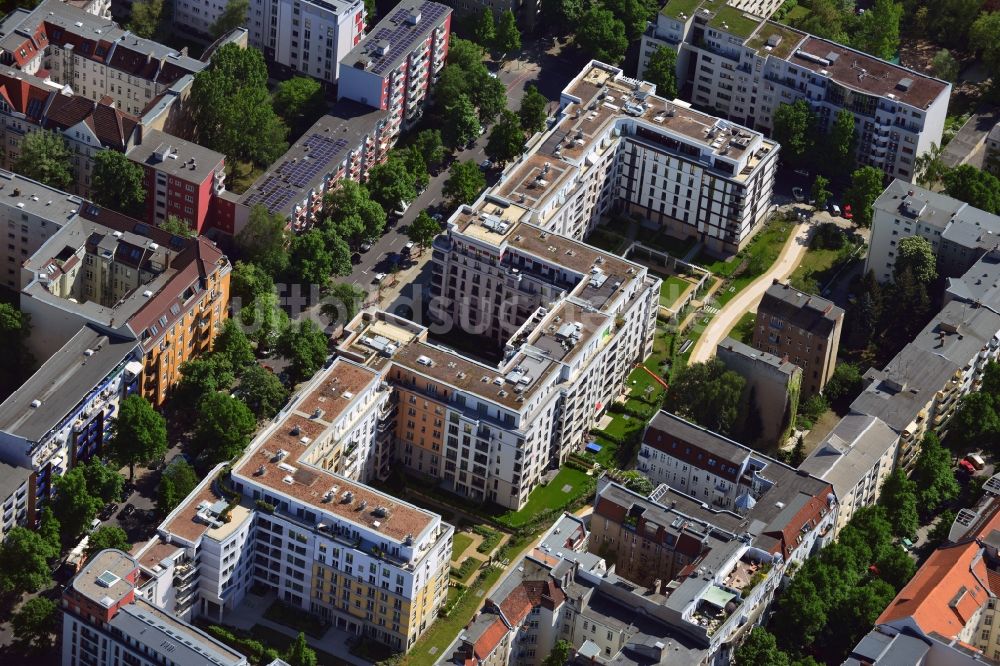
xmin=688 ymin=216 xmax=815 ymax=364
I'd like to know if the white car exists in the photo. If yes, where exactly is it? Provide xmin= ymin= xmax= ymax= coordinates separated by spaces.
xmin=374 ymin=272 xmax=387 ymax=284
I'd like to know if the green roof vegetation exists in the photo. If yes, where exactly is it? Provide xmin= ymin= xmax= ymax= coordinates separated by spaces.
xmin=745 ymin=21 xmax=804 ymax=59
xmin=708 ymin=4 xmax=763 ymax=38
xmin=661 ymin=0 xmax=703 ymax=19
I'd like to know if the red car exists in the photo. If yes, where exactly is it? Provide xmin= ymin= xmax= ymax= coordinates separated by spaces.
xmin=843 ymin=204 xmax=854 ymax=220
xmin=959 ymin=459 xmax=976 ymax=474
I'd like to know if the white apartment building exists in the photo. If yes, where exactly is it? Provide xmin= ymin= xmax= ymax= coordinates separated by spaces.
xmin=473 ymin=61 xmax=778 ymax=256
xmin=0 ymin=462 xmax=30 ymax=541
xmin=338 ymin=0 xmax=451 ymax=130
xmin=247 ymin=0 xmax=365 ymax=84
xmin=173 ymin=0 xmax=234 ymax=40
xmin=867 ymin=180 xmax=1000 ymax=283
xmin=640 ymin=0 xmax=951 ymax=183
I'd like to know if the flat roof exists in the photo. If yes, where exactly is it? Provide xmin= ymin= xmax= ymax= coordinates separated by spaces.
xmin=71 ymin=548 xmax=136 ymax=607
xmin=111 ymin=598 xmax=246 ymax=666
xmin=757 ymin=281 xmax=843 ymax=336
xmin=745 ymin=21 xmax=804 ymax=59
xmin=0 ymin=460 xmax=30 ymax=499
xmin=0 ymin=168 xmax=84 ymax=221
xmin=0 ymin=325 xmax=136 ymax=442
xmin=717 ymin=336 xmax=799 ymax=375
xmin=127 ymin=128 xmax=224 ymax=182
xmin=340 ymin=0 xmax=450 ymax=76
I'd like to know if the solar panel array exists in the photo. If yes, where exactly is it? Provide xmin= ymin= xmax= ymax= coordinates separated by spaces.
xmin=368 ymin=1 xmax=447 ymax=76
xmin=243 ymin=134 xmax=350 ymax=214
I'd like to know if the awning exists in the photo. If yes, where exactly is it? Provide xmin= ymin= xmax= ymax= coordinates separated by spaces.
xmin=702 ymin=586 xmax=737 ymax=609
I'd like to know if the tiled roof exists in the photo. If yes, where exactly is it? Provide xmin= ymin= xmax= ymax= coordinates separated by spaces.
xmin=43 ymin=93 xmax=139 ymax=150
xmin=473 ymin=617 xmax=508 ymax=660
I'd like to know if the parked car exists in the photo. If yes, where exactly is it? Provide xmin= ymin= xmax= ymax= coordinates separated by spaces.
xmin=959 ymin=459 xmax=977 ymax=475
xmin=967 ymin=453 xmax=986 ymax=470
xmin=351 ymin=252 xmax=362 ymax=264
xmin=99 ymin=503 xmax=118 ymax=520
xmin=88 ymin=518 xmax=102 ymax=533
xmin=121 ymin=503 xmax=136 ymax=518
xmin=830 ymin=203 xmax=842 ymax=217
xmin=843 ymin=204 xmax=854 ymax=220
xmin=360 ymin=241 xmax=373 ymax=253
xmin=373 ymin=272 xmax=387 ymax=285
xmin=402 ymin=242 xmax=414 ymax=256
xmin=792 ymin=187 xmax=805 ymax=202
xmin=480 ymin=159 xmax=492 ymax=170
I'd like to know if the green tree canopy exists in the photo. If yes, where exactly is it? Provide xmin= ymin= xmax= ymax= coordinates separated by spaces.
xmin=914 ymin=142 xmax=947 ymax=188
xmin=159 ymin=215 xmax=195 ymax=237
xmin=322 ymin=282 xmax=367 ymax=326
xmin=444 ymin=160 xmax=487 ymax=207
xmin=772 ymin=100 xmax=815 ymax=170
xmin=235 ymin=204 xmax=289 ymax=275
xmin=241 ymin=290 xmax=289 ymax=351
xmin=845 ymin=166 xmax=885 ymax=227
xmin=823 ymin=362 xmax=863 ymax=404
xmin=91 ymin=150 xmax=147 ymax=218
xmin=470 ymin=68 xmax=507 ymax=125
xmin=52 ymin=466 xmax=103 ymax=542
xmin=108 ymin=394 xmax=167 ymax=484
xmin=407 ymin=211 xmax=441 ymax=255
xmin=214 ymin=319 xmax=256 ymax=373
xmin=194 ymin=392 xmax=257 ymax=463
xmin=616 ymin=470 xmax=654 ymax=495
xmin=86 ymin=525 xmax=131 ymax=558
xmin=494 ymin=9 xmax=521 ymax=54
xmin=177 ymin=355 xmax=235 ymax=403
xmin=576 ymin=8 xmax=627 ymax=64
xmin=811 ymin=174 xmax=832 ymax=209
xmin=0 ymin=302 xmax=32 ymax=394
xmin=943 ymin=164 xmax=1000 ymax=214
xmin=0 ymin=528 xmax=54 ymax=594
xmin=278 ymin=320 xmax=329 ymax=382
xmin=644 ymin=46 xmax=678 ymax=100
xmin=366 ymin=157 xmax=417 ymax=212
xmin=284 ymin=632 xmax=318 ymax=666
xmin=127 ymin=0 xmax=168 ymax=39
xmin=397 ymin=145 xmax=430 ymax=191
xmin=157 ymin=459 xmax=199 ymax=515
xmin=288 ymin=229 xmax=334 ymax=286
xmin=970 ymin=11 xmax=1000 ymax=85
xmin=894 ymin=235 xmax=937 ymax=285
xmin=929 ymin=0 xmax=983 ymax=49
xmin=411 ymin=129 xmax=446 ymax=172
xmin=273 ymin=76 xmax=327 ymax=135
xmin=542 ymin=640 xmax=572 ymax=666
xmin=191 ymin=44 xmax=288 ymax=165
xmin=930 ymin=49 xmax=960 ymax=82
xmin=824 ymin=109 xmax=857 ymax=180
xmin=734 ymin=627 xmax=789 ymax=666
xmin=519 ymin=85 xmax=548 ymax=135
xmin=443 ymin=93 xmax=481 ymax=149
xmin=951 ymin=391 xmax=1000 ymax=453
xmin=446 ymin=37 xmax=485 ymax=70
xmin=38 ymin=507 xmax=60 ymax=558
xmin=853 ymin=0 xmax=902 ymax=60
xmin=211 ymin=0 xmax=248 ymax=37
xmin=321 ymin=180 xmax=386 ymax=244
xmin=911 ymin=432 xmax=959 ymax=515
xmin=665 ymin=360 xmax=745 ymax=435
xmin=11 ymin=597 xmax=58 ymax=652
xmin=15 ymin=130 xmax=73 ymax=190
xmin=539 ymin=0 xmax=582 ymax=31
xmin=239 ymin=363 xmax=290 ymax=418
xmin=879 ymin=468 xmax=919 ymax=538
xmin=473 ymin=8 xmax=495 ymax=48
xmin=81 ymin=458 xmax=124 ymax=505
xmin=486 ymin=110 xmax=525 ymax=166
xmin=603 ymin=0 xmax=657 ymax=41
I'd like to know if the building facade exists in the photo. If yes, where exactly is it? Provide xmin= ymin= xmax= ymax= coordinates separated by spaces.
xmin=639 ymin=0 xmax=951 ymax=183
xmin=752 ymin=281 xmax=843 ymax=397
xmin=338 ymin=0 xmax=452 ymax=130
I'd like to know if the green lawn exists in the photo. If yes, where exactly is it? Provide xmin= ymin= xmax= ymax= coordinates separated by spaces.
xmin=708 ymin=3 xmax=763 ymax=37
xmin=497 ymin=468 xmax=593 ymax=528
xmin=789 ymin=230 xmax=861 ymax=295
xmin=451 ymin=532 xmax=474 ymax=560
xmin=784 ymin=4 xmax=811 ymax=23
xmin=587 ymin=227 xmax=630 ymax=255
xmin=660 ymin=275 xmax=692 ymax=309
xmin=647 ymin=321 xmax=676 ymax=374
xmin=636 ymin=227 xmax=698 ymax=258
xmin=228 ymin=161 xmax=264 ymax=195
xmin=661 ymin=0 xmax=702 ymax=18
xmin=695 ymin=251 xmax=742 ymax=277
xmin=626 ymin=365 xmax=667 ymax=402
xmin=728 ymin=311 xmax=757 ymax=344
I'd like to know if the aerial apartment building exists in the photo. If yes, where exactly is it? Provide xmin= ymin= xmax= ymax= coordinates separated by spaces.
xmin=137 ymin=356 xmax=452 ymax=652
xmin=246 ymin=0 xmax=365 ymax=85
xmin=61 ymin=548 xmax=249 ymax=666
xmin=338 ymin=0 xmax=452 ymax=130
xmin=464 ymin=60 xmax=778 ymax=257
xmin=640 ymin=0 xmax=950 ymax=182
xmin=753 ymin=281 xmax=843 ymax=397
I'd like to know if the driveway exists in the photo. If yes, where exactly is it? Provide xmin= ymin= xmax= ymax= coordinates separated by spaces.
xmin=688 ymin=214 xmax=815 ymax=364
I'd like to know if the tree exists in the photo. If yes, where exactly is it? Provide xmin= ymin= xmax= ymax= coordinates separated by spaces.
xmin=811 ymin=175 xmax=832 ymax=209
xmin=52 ymin=467 xmax=103 ymax=542
xmin=366 ymin=157 xmax=417 ymax=212
xmin=211 ymin=0 xmax=249 ymax=38
xmin=911 ymin=432 xmax=959 ymax=515
xmin=644 ymin=46 xmax=678 ymax=100
xmin=928 ymin=509 xmax=957 ymax=546
xmin=322 ymin=282 xmax=367 ymax=325
xmin=108 ymin=394 xmax=168 ymax=485
xmin=443 ymin=94 xmax=481 ymax=149
xmin=486 ymin=110 xmax=525 ymax=166
xmin=734 ymin=627 xmax=789 ymax=666
xmin=494 ymin=9 xmax=521 ymax=55
xmin=288 ymin=230 xmax=334 ymax=286
xmin=239 ymin=364 xmax=290 ymax=418
xmin=790 ymin=434 xmax=806 ymax=466
xmin=616 ymin=470 xmax=654 ymax=496
xmin=823 ymin=363 xmax=862 ymax=403
xmin=951 ymin=391 xmax=1000 ymax=453
xmin=970 ymin=11 xmax=1000 ymax=85
xmin=824 ymin=109 xmax=856 ymax=180
xmin=157 ymin=459 xmax=199 ymax=515
xmin=443 ymin=160 xmax=486 ymax=207
xmin=929 ymin=0 xmax=983 ymax=50
xmin=127 ymin=0 xmax=167 ymax=39
xmin=943 ymin=164 xmax=1000 ymax=214
xmin=397 ymin=146 xmax=430 ymax=192
xmin=81 ymin=459 xmax=124 ymax=505
xmin=86 ymin=526 xmax=130 ymax=558
xmin=278 ymin=320 xmax=329 ymax=382
xmin=914 ymin=142 xmax=947 ymax=188
xmin=875 ymin=544 xmax=917 ymax=590
xmin=543 ymin=640 xmax=572 ymax=666
xmin=214 ymin=319 xmax=256 ymax=373
xmin=795 ymin=0 xmax=849 ymax=43
xmin=273 ymin=76 xmax=327 ymax=135
xmin=665 ymin=360 xmax=746 ymax=435
xmin=845 ymin=166 xmax=884 ymax=227
xmin=519 ymin=85 xmax=548 ymax=135
xmin=159 ymin=215 xmax=195 ymax=237
xmin=576 ymin=8 xmax=627 ymax=64
xmin=14 ymin=130 xmax=73 ymax=190
xmin=473 ymin=8 xmax=495 ymax=48
xmin=285 ymin=632 xmax=318 ymax=666
xmin=235 ymin=204 xmax=289 ymax=275
xmin=91 ymin=150 xmax=147 ymax=218
xmin=539 ymin=0 xmax=582 ymax=32
xmin=853 ymin=0 xmax=902 ymax=60
xmin=38 ymin=508 xmax=61 ymax=559
xmin=241 ymin=290 xmax=289 ymax=351
xmin=190 ymin=44 xmax=288 ymax=165
xmin=772 ymin=100 xmax=815 ymax=170
xmin=194 ymin=392 xmax=257 ymax=463
xmin=889 ymin=267 xmax=932 ymax=342
xmin=879 ymin=468 xmax=919 ymax=538
xmin=407 ymin=212 xmax=441 ymax=255
xmin=11 ymin=597 xmax=58 ymax=652
xmin=322 ymin=180 xmax=386 ymax=243
xmin=895 ymin=236 xmax=937 ymax=285
xmin=411 ymin=129 xmax=446 ymax=172
xmin=177 ymin=356 xmax=235 ymax=403
xmin=0 ymin=528 xmax=53 ymax=594
xmin=930 ymin=49 xmax=960 ymax=82
xmin=470 ymin=68 xmax=508 ymax=125
xmin=603 ymin=0 xmax=657 ymax=41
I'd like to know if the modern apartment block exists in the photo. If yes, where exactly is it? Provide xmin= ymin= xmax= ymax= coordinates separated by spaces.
xmin=61 ymin=548 xmax=249 ymax=666
xmin=338 ymin=0 xmax=452 ymax=130
xmin=752 ymin=281 xmax=843 ymax=397
xmin=0 ymin=461 xmax=31 ymax=541
xmin=639 ymin=0 xmax=951 ymax=182
xmin=126 ymin=129 xmax=227 ymax=233
xmin=457 ymin=61 xmax=777 ymax=256
xmin=139 ymin=356 xmax=453 ymax=652
xmin=246 ymin=0 xmax=365 ymax=85
xmin=19 ymin=204 xmax=231 ymax=405
xmin=867 ymin=179 xmax=1000 ymax=283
